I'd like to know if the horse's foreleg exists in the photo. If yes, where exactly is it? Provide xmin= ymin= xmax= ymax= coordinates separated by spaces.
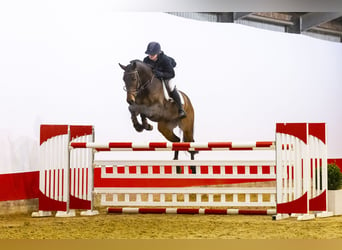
xmin=129 ymin=105 xmax=144 ymax=132
xmin=141 ymin=114 xmax=153 ymax=131
xmin=131 ymin=114 xmax=144 ymax=132
xmin=181 ymin=124 xmax=197 ymax=173
xmin=157 ymin=121 xmax=182 ymax=173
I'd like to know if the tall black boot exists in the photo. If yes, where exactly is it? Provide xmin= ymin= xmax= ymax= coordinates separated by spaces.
xmin=170 ymin=88 xmax=186 ymax=118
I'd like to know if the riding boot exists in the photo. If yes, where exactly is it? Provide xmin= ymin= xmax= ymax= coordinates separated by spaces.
xmin=170 ymin=89 xmax=186 ymax=118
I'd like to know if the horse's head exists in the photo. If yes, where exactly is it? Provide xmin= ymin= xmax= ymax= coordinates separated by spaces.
xmin=119 ymin=60 xmax=152 ymax=104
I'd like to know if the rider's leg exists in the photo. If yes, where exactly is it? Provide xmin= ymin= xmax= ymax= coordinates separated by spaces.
xmin=165 ymin=79 xmax=186 ymax=118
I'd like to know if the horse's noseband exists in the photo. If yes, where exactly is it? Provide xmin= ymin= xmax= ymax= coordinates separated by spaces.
xmin=123 ymin=70 xmax=154 ymax=95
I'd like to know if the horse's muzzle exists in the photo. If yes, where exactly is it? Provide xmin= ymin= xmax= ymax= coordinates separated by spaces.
xmin=126 ymin=94 xmax=135 ymax=105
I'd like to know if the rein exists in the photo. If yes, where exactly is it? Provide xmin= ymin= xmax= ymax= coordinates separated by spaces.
xmin=123 ymin=70 xmax=154 ymax=95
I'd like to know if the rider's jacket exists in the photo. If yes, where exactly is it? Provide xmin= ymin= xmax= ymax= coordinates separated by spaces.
xmin=143 ymin=52 xmax=176 ymax=80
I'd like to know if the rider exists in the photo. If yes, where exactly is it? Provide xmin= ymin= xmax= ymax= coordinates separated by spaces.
xmin=143 ymin=41 xmax=186 ymax=119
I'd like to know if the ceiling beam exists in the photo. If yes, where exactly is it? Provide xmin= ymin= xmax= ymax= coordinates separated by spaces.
xmin=233 ymin=12 xmax=253 ymax=20
xmin=245 ymin=14 xmax=293 ymax=26
xmin=300 ymin=12 xmax=342 ymax=32
xmin=286 ymin=15 xmax=300 ymax=34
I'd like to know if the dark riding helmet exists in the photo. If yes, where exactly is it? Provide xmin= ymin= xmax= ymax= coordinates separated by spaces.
xmin=145 ymin=42 xmax=161 ymax=55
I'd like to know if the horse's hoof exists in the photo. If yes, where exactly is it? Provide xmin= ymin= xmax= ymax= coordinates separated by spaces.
xmin=134 ymin=124 xmax=144 ymax=132
xmin=145 ymin=124 xmax=153 ymax=131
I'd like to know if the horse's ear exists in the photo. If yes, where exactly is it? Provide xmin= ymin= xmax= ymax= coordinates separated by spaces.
xmin=119 ymin=63 xmax=127 ymax=71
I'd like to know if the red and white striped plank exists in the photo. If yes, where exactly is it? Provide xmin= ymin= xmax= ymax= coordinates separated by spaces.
xmin=70 ymin=141 xmax=275 ymax=151
xmin=107 ymin=207 xmax=276 ymax=215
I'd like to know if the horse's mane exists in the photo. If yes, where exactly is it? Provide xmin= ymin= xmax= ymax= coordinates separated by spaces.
xmin=129 ymin=59 xmax=144 ymax=64
xmin=129 ymin=59 xmax=152 ymax=72
xmin=130 ymin=59 xmax=143 ymax=64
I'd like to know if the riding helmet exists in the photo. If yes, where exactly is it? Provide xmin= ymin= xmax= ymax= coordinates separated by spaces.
xmin=145 ymin=42 xmax=161 ymax=55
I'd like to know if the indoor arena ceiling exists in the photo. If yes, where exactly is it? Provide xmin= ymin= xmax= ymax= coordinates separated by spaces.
xmin=171 ymin=12 xmax=342 ymax=42
xmin=212 ymin=12 xmax=342 ymax=42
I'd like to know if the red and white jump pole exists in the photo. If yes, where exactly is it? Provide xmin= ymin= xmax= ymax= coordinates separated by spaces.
xmin=70 ymin=141 xmax=275 ymax=151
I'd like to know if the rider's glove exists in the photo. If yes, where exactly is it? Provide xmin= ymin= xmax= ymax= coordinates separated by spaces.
xmin=153 ymin=70 xmax=163 ymax=79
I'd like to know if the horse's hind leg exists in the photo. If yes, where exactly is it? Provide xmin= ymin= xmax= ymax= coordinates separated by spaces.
xmin=180 ymin=122 xmax=197 ymax=173
xmin=157 ymin=121 xmax=180 ymax=140
xmin=188 ymin=149 xmax=197 ymax=174
xmin=157 ymin=121 xmax=180 ymax=159
xmin=157 ymin=121 xmax=182 ymax=172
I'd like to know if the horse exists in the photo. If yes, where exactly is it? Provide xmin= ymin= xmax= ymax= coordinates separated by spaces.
xmin=119 ymin=60 xmax=197 ymax=170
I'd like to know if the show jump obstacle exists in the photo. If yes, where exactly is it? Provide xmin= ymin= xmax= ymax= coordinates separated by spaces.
xmin=32 ymin=123 xmax=333 ymax=220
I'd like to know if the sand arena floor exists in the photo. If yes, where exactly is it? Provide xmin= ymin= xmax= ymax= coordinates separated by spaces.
xmin=1 ymin=207 xmax=342 ymax=239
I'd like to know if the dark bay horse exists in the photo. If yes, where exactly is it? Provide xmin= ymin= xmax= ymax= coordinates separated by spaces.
xmin=119 ymin=60 xmax=197 ymax=164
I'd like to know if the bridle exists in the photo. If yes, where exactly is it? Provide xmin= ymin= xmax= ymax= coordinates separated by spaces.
xmin=123 ymin=70 xmax=154 ymax=95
